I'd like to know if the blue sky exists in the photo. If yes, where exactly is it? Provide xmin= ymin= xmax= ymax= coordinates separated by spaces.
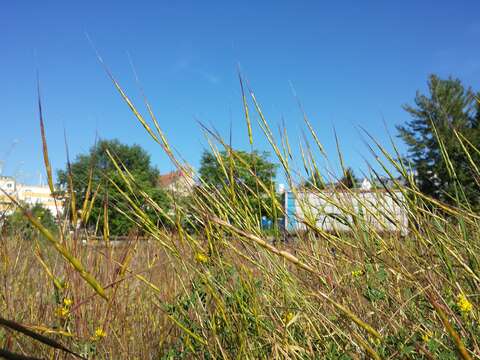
xmin=1 ymin=1 xmax=480 ymax=184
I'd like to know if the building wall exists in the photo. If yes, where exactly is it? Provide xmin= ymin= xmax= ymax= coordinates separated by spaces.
xmin=0 ymin=176 xmax=63 ymax=217
xmin=17 ymin=185 xmax=63 ymax=216
xmin=0 ymin=195 xmax=14 ymax=214
xmin=165 ymin=177 xmax=195 ymax=196
xmin=285 ymin=189 xmax=409 ymax=235
xmin=0 ymin=176 xmax=16 ymax=193
xmin=0 ymin=176 xmax=16 ymax=215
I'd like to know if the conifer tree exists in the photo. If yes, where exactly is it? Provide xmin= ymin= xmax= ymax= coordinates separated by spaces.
xmin=398 ymin=74 xmax=480 ymax=206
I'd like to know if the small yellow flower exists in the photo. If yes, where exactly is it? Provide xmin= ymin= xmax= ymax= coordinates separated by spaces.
xmin=351 ymin=269 xmax=363 ymax=278
xmin=422 ymin=330 xmax=433 ymax=343
xmin=92 ymin=327 xmax=107 ymax=340
xmin=195 ymin=252 xmax=208 ymax=264
xmin=284 ymin=311 xmax=294 ymax=324
xmin=55 ymin=306 xmax=69 ymax=319
xmin=63 ymin=298 xmax=73 ymax=307
xmin=457 ymin=293 xmax=473 ymax=315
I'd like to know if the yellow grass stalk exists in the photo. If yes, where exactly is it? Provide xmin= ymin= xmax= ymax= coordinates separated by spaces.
xmin=238 ymin=72 xmax=253 ymax=146
xmin=3 ymin=192 xmax=108 ymax=300
xmin=37 ymin=77 xmax=55 ymax=196
xmin=426 ymin=292 xmax=473 ymax=360
xmin=34 ymin=246 xmax=64 ymax=291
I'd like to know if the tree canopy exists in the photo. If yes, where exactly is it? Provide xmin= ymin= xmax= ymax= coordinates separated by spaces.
xmin=338 ymin=167 xmax=357 ymax=189
xmin=397 ymin=74 xmax=480 ymax=206
xmin=3 ymin=203 xmax=57 ymax=239
xmin=57 ymin=139 xmax=169 ymax=236
xmin=302 ymin=172 xmax=325 ymax=190
xmin=198 ymin=149 xmax=277 ymax=216
xmin=199 ymin=150 xmax=276 ymax=189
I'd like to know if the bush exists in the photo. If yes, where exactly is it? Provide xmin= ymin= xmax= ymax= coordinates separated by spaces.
xmin=2 ymin=202 xmax=57 ymax=239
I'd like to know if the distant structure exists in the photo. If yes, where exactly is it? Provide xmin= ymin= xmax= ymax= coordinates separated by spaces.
xmin=157 ymin=168 xmax=195 ymax=196
xmin=0 ymin=176 xmax=63 ymax=216
xmin=360 ymin=178 xmax=372 ymax=191
xmin=0 ymin=176 xmax=16 ymax=214
xmin=283 ymin=178 xmax=408 ymax=235
xmin=0 ymin=139 xmax=19 ymax=177
xmin=0 ymin=176 xmax=16 ymax=192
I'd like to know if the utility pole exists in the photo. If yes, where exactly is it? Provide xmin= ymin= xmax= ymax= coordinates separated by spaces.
xmin=0 ymin=140 xmax=19 ymax=176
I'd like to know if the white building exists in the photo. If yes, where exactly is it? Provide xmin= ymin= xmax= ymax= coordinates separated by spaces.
xmin=17 ymin=184 xmax=63 ymax=216
xmin=0 ymin=176 xmax=17 ymax=214
xmin=157 ymin=168 xmax=196 ymax=196
xmin=284 ymin=178 xmax=409 ymax=235
xmin=0 ymin=176 xmax=63 ymax=216
xmin=0 ymin=176 xmax=16 ymax=193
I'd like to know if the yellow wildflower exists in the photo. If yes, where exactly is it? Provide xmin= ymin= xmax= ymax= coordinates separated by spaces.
xmin=55 ymin=306 xmax=69 ymax=319
xmin=63 ymin=298 xmax=73 ymax=307
xmin=422 ymin=330 xmax=433 ymax=343
xmin=457 ymin=293 xmax=473 ymax=315
xmin=284 ymin=311 xmax=294 ymax=324
xmin=351 ymin=269 xmax=362 ymax=278
xmin=195 ymin=252 xmax=208 ymax=264
xmin=92 ymin=327 xmax=107 ymax=340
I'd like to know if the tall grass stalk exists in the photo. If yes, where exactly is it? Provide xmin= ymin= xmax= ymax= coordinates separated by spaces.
xmin=1 ymin=69 xmax=479 ymax=359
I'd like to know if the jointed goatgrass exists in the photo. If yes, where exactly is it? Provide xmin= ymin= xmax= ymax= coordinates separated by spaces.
xmin=0 ymin=70 xmax=479 ymax=359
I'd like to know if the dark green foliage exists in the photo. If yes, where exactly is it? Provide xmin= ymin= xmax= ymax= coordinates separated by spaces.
xmin=339 ymin=167 xmax=357 ymax=189
xmin=397 ymin=74 xmax=480 ymax=206
xmin=198 ymin=149 xmax=277 ymax=217
xmin=3 ymin=203 xmax=57 ymax=239
xmin=302 ymin=172 xmax=326 ymax=190
xmin=57 ymin=139 xmax=170 ymax=236
xmin=161 ymin=267 xmax=273 ymax=359
xmin=199 ymin=150 xmax=276 ymax=191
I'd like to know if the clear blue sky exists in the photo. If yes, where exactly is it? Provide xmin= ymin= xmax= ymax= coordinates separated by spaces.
xmin=1 ymin=1 xmax=480 ymax=184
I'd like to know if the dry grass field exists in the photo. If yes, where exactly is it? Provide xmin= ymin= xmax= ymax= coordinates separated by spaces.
xmin=0 ymin=74 xmax=479 ymax=359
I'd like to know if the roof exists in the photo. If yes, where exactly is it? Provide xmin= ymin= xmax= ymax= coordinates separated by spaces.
xmin=157 ymin=170 xmax=186 ymax=188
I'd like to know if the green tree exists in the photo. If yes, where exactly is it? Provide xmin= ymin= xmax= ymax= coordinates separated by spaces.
xmin=3 ymin=203 xmax=57 ymax=239
xmin=198 ymin=149 xmax=277 ymax=216
xmin=339 ymin=167 xmax=357 ymax=189
xmin=302 ymin=172 xmax=325 ymax=190
xmin=57 ymin=139 xmax=169 ymax=236
xmin=397 ymin=74 xmax=480 ymax=206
